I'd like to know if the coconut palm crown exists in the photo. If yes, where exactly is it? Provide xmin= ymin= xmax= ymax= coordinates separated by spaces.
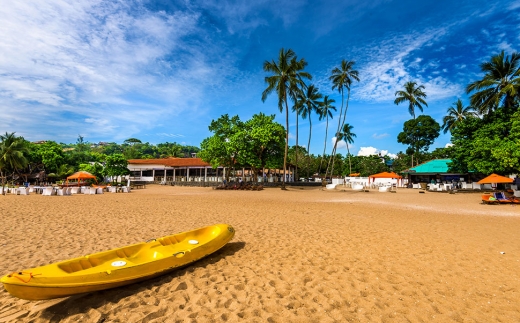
xmin=441 ymin=99 xmax=477 ymax=134
xmin=466 ymin=50 xmax=520 ymax=115
xmin=394 ymin=81 xmax=428 ymax=119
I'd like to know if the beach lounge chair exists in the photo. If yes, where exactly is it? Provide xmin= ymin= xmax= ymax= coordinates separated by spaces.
xmin=70 ymin=187 xmax=79 ymax=194
xmin=493 ymin=192 xmax=512 ymax=204
xmin=96 ymin=187 xmax=104 ymax=194
xmin=56 ymin=188 xmax=64 ymax=196
xmin=481 ymin=194 xmax=498 ymax=204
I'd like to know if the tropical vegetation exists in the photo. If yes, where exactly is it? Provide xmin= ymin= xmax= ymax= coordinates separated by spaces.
xmin=2 ymin=50 xmax=520 ymax=188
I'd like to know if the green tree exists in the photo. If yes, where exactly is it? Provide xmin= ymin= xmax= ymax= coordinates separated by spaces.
xmin=397 ymin=115 xmax=440 ymax=163
xmin=158 ymin=142 xmax=184 ymax=158
xmin=233 ymin=113 xmax=285 ymax=180
xmin=288 ymin=145 xmax=308 ymax=179
xmin=318 ymin=96 xmax=336 ymax=175
xmin=104 ymin=154 xmax=130 ymax=182
xmin=441 ymin=99 xmax=477 ymax=134
xmin=262 ymin=48 xmax=311 ymax=189
xmin=0 ymin=132 xmax=28 ymax=192
xmin=297 ymin=84 xmax=323 ymax=178
xmin=466 ymin=51 xmax=520 ymax=115
xmin=394 ymin=81 xmax=428 ymax=119
xmin=338 ymin=123 xmax=356 ymax=176
xmin=123 ymin=138 xmax=143 ymax=159
xmin=449 ymin=109 xmax=520 ymax=174
xmin=56 ymin=164 xmax=75 ymax=180
xmin=199 ymin=115 xmax=243 ymax=181
xmin=327 ymin=60 xmax=359 ymax=179
xmin=36 ymin=141 xmax=65 ymax=173
xmin=78 ymin=163 xmax=104 ymax=182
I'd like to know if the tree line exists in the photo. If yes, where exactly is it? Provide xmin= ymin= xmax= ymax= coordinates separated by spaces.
xmin=1 ymin=51 xmax=518 ymax=187
xmin=0 ymin=136 xmax=200 ymax=187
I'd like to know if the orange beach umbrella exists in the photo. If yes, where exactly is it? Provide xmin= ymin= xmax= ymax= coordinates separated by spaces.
xmin=477 ymin=174 xmax=513 ymax=184
xmin=66 ymin=171 xmax=98 ymax=185
xmin=368 ymin=171 xmax=402 ymax=181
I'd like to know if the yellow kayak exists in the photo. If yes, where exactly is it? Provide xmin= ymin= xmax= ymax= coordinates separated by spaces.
xmin=1 ymin=224 xmax=235 ymax=300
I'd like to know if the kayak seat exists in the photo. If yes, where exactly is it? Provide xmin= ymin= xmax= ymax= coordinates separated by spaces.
xmin=158 ymin=235 xmax=179 ymax=246
xmin=58 ymin=257 xmax=99 ymax=273
xmin=115 ymin=244 xmax=144 ymax=258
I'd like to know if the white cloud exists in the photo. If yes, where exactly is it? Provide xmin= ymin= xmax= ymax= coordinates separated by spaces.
xmin=445 ymin=143 xmax=454 ymax=148
xmin=357 ymin=146 xmax=397 ymax=159
xmin=497 ymin=41 xmax=514 ymax=53
xmin=372 ymin=133 xmax=389 ymax=139
xmin=0 ymin=0 xmax=233 ymax=141
xmin=353 ymin=26 xmax=463 ymax=103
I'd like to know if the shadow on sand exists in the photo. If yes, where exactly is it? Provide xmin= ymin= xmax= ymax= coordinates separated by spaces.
xmin=32 ymin=241 xmax=245 ymax=322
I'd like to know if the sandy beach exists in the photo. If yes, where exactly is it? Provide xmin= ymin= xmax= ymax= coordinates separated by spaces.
xmin=1 ymin=185 xmax=519 ymax=322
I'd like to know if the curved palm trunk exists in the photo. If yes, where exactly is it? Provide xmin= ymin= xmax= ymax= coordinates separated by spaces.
xmin=307 ymin=115 xmax=312 ymax=179
xmin=1 ymin=170 xmax=5 ymax=196
xmin=411 ymin=103 xmax=416 ymax=167
xmin=347 ymin=145 xmax=352 ymax=176
xmin=282 ymin=99 xmax=289 ymax=190
xmin=318 ymin=115 xmax=329 ymax=175
xmin=330 ymin=89 xmax=350 ymax=177
xmin=295 ymin=111 xmax=299 ymax=182
xmin=325 ymin=89 xmax=344 ymax=178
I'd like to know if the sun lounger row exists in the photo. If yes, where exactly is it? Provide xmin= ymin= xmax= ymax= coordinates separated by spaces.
xmin=482 ymin=192 xmax=520 ymax=204
xmin=2 ymin=185 xmax=132 ymax=195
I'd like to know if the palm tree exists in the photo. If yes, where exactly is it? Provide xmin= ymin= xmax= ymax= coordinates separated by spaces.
xmin=262 ymin=48 xmax=311 ymax=189
xmin=394 ymin=81 xmax=428 ymax=167
xmin=297 ymin=84 xmax=323 ymax=178
xmin=394 ymin=81 xmax=428 ymax=119
xmin=0 ymin=132 xmax=29 ymax=194
xmin=441 ymin=99 xmax=477 ymax=134
xmin=326 ymin=60 xmax=359 ymax=179
xmin=466 ymin=51 xmax=520 ymax=115
xmin=318 ymin=96 xmax=336 ymax=175
xmin=337 ymin=124 xmax=356 ymax=176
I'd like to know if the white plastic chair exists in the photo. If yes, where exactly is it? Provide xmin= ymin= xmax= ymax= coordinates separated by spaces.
xmin=19 ymin=187 xmax=29 ymax=195
xmin=121 ymin=186 xmax=131 ymax=193
xmin=70 ymin=187 xmax=79 ymax=194
xmin=42 ymin=187 xmax=54 ymax=196
xmin=96 ymin=188 xmax=104 ymax=194
xmin=108 ymin=186 xmax=117 ymax=193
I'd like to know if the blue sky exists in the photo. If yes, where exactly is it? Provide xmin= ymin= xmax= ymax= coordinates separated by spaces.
xmin=1 ymin=0 xmax=519 ymax=157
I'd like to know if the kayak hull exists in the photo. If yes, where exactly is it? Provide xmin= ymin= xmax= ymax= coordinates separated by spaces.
xmin=1 ymin=224 xmax=235 ymax=300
